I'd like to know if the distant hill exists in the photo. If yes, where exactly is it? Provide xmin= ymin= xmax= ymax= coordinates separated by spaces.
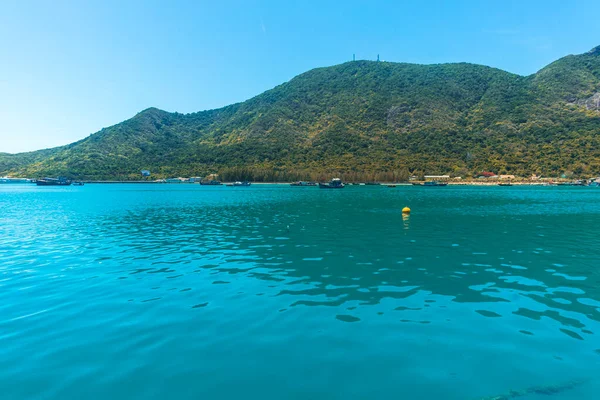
xmin=2 ymin=46 xmax=600 ymax=180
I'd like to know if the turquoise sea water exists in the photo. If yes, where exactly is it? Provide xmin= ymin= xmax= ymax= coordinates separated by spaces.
xmin=1 ymin=184 xmax=600 ymax=399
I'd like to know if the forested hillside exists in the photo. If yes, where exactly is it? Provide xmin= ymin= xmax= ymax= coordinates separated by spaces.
xmin=2 ymin=46 xmax=600 ymax=180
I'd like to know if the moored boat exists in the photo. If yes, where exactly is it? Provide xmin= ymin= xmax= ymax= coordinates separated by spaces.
xmin=559 ymin=180 xmax=585 ymax=186
xmin=36 ymin=177 xmax=72 ymax=186
xmin=423 ymin=181 xmax=448 ymax=187
xmin=72 ymin=181 xmax=85 ymax=186
xmin=318 ymin=178 xmax=344 ymax=189
xmin=0 ymin=176 xmax=33 ymax=184
xmin=227 ymin=181 xmax=251 ymax=187
xmin=290 ymin=181 xmax=317 ymax=187
xmin=200 ymin=180 xmax=222 ymax=185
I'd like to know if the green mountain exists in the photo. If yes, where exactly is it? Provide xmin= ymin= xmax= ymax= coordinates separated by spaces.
xmin=2 ymin=46 xmax=600 ymax=181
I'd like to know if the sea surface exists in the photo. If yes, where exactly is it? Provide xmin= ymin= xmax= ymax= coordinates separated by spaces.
xmin=1 ymin=184 xmax=600 ymax=399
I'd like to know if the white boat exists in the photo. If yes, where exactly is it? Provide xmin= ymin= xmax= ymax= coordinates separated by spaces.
xmin=0 ymin=176 xmax=32 ymax=184
xmin=227 ymin=181 xmax=251 ymax=187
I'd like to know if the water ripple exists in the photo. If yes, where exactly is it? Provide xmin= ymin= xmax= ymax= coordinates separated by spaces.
xmin=1 ymin=184 xmax=600 ymax=399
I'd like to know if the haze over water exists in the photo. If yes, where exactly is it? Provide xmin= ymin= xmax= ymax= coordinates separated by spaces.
xmin=1 ymin=184 xmax=600 ymax=399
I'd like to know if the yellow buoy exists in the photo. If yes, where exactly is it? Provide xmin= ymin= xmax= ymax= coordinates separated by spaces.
xmin=402 ymin=206 xmax=411 ymax=214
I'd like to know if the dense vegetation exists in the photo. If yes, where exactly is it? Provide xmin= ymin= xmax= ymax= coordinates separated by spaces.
xmin=2 ymin=46 xmax=600 ymax=180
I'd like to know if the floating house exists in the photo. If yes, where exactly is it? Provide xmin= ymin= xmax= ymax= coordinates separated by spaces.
xmin=424 ymin=175 xmax=450 ymax=181
xmin=165 ymin=177 xmax=187 ymax=183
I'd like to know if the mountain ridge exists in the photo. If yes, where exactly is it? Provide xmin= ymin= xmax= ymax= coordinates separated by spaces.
xmin=2 ymin=46 xmax=600 ymax=180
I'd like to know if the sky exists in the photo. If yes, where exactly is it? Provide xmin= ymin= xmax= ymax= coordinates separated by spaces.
xmin=1 ymin=0 xmax=600 ymax=153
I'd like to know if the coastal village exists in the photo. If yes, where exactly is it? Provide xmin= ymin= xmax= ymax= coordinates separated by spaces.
xmin=2 ymin=171 xmax=600 ymax=187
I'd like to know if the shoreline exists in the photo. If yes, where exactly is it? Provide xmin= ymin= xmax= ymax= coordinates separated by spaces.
xmin=71 ymin=181 xmax=578 ymax=186
xmin=1 ymin=180 xmax=587 ymax=187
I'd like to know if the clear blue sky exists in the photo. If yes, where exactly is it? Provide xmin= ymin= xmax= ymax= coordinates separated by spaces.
xmin=1 ymin=0 xmax=599 ymax=153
